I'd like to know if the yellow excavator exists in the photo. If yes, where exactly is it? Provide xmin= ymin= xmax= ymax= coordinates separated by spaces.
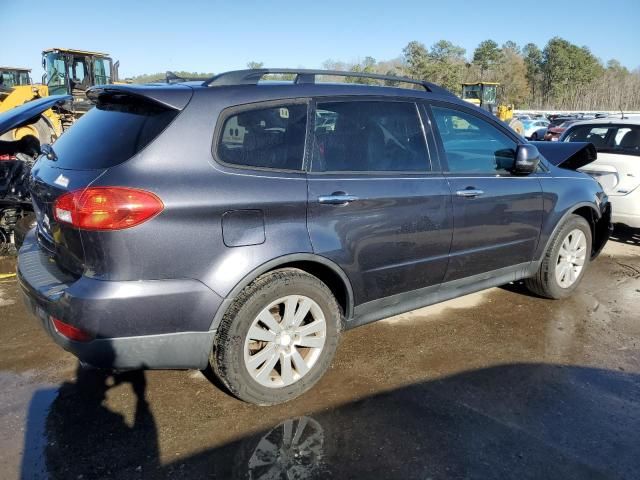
xmin=0 ymin=48 xmax=120 ymax=143
xmin=0 ymin=66 xmax=32 ymax=87
xmin=461 ymin=82 xmax=524 ymax=135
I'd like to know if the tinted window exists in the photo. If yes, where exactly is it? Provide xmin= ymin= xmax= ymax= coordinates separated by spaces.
xmin=564 ymin=124 xmax=640 ymax=155
xmin=217 ymin=103 xmax=307 ymax=170
xmin=312 ymin=101 xmax=429 ymax=172
xmin=431 ymin=106 xmax=517 ymax=174
xmin=51 ymin=97 xmax=178 ymax=170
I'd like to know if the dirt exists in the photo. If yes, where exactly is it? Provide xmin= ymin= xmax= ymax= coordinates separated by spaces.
xmin=0 ymin=230 xmax=638 ymax=479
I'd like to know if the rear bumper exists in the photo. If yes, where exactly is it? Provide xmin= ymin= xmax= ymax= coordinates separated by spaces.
xmin=610 ymin=190 xmax=640 ymax=228
xmin=17 ymin=230 xmax=220 ymax=369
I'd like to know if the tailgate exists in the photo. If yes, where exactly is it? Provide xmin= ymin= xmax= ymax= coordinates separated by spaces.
xmin=30 ymin=161 xmax=103 ymax=275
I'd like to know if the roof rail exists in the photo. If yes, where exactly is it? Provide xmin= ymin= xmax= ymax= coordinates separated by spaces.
xmin=202 ymin=68 xmax=453 ymax=95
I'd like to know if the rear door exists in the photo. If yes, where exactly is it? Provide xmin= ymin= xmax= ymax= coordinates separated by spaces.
xmin=306 ymin=98 xmax=452 ymax=306
xmin=426 ymin=102 xmax=543 ymax=282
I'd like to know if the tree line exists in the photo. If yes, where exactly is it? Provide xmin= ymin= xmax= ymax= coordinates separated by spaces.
xmin=128 ymin=38 xmax=640 ymax=110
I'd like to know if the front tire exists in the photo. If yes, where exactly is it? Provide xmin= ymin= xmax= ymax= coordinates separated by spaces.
xmin=525 ymin=214 xmax=592 ymax=299
xmin=211 ymin=268 xmax=342 ymax=405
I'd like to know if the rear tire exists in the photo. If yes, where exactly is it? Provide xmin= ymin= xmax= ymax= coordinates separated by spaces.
xmin=211 ymin=268 xmax=342 ymax=405
xmin=525 ymin=214 xmax=592 ymax=299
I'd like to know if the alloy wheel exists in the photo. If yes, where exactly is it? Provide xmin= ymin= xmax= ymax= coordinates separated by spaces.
xmin=555 ymin=228 xmax=587 ymax=288
xmin=244 ymin=295 xmax=327 ymax=388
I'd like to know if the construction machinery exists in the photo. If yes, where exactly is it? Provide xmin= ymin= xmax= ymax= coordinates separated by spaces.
xmin=0 ymin=67 xmax=32 ymax=88
xmin=0 ymin=48 xmax=119 ymax=143
xmin=461 ymin=82 xmax=524 ymax=135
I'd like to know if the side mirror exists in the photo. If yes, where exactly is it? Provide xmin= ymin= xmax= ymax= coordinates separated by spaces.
xmin=513 ymin=144 xmax=540 ymax=175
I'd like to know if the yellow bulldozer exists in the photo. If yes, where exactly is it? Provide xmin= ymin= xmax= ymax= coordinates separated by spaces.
xmin=0 ymin=48 xmax=120 ymax=143
xmin=461 ymin=82 xmax=524 ymax=135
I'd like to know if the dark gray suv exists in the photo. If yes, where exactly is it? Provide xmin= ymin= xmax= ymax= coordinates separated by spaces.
xmin=18 ymin=69 xmax=611 ymax=405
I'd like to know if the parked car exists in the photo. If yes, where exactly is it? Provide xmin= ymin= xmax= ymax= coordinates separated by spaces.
xmin=18 ymin=69 xmax=611 ymax=405
xmin=545 ymin=120 xmax=579 ymax=141
xmin=561 ymin=119 xmax=640 ymax=228
xmin=523 ymin=119 xmax=550 ymax=140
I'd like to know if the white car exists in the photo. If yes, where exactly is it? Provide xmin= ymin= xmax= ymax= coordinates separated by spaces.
xmin=561 ymin=118 xmax=640 ymax=228
xmin=523 ymin=119 xmax=550 ymax=140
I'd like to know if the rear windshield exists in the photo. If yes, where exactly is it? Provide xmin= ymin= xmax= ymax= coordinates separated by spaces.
xmin=563 ymin=124 xmax=640 ymax=155
xmin=50 ymin=97 xmax=178 ymax=169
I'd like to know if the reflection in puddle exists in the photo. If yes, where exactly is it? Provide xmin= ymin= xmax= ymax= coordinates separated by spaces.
xmin=247 ymin=416 xmax=325 ymax=480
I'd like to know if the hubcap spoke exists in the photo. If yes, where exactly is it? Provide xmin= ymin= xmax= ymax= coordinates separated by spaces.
xmin=291 ymin=298 xmax=312 ymax=327
xmin=280 ymin=352 xmax=294 ymax=385
xmin=283 ymin=417 xmax=293 ymax=447
xmin=257 ymin=310 xmax=283 ymax=333
xmin=292 ymin=417 xmax=308 ymax=445
xmin=296 ymin=336 xmax=325 ymax=348
xmin=291 ymin=347 xmax=310 ymax=376
xmin=248 ymin=325 xmax=277 ymax=342
xmin=282 ymin=296 xmax=298 ymax=328
xmin=256 ymin=349 xmax=280 ymax=382
xmin=571 ymin=231 xmax=584 ymax=250
xmin=296 ymin=319 xmax=325 ymax=337
xmin=248 ymin=343 xmax=277 ymax=370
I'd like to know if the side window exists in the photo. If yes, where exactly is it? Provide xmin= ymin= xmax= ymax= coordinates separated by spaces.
xmin=312 ymin=101 xmax=429 ymax=172
xmin=564 ymin=126 xmax=610 ymax=148
xmin=614 ymin=127 xmax=640 ymax=153
xmin=217 ymin=103 xmax=307 ymax=170
xmin=431 ymin=105 xmax=517 ymax=174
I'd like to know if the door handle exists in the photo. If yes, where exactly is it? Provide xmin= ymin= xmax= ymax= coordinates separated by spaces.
xmin=318 ymin=193 xmax=359 ymax=205
xmin=456 ymin=189 xmax=484 ymax=198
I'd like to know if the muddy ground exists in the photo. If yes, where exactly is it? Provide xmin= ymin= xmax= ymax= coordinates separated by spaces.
xmin=0 ymin=228 xmax=639 ymax=479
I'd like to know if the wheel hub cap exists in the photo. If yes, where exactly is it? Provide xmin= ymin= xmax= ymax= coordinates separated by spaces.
xmin=244 ymin=295 xmax=327 ymax=388
xmin=555 ymin=228 xmax=587 ymax=289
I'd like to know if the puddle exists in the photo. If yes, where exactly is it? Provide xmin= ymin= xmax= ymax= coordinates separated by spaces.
xmin=0 ymin=372 xmax=58 ymax=480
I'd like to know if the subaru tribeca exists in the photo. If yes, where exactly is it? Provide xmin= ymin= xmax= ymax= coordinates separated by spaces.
xmin=18 ymin=69 xmax=611 ymax=405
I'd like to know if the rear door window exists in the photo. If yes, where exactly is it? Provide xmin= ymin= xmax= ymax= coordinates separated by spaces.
xmin=216 ymin=103 xmax=307 ymax=171
xmin=311 ymin=100 xmax=429 ymax=172
xmin=564 ymin=125 xmax=640 ymax=155
xmin=50 ymin=97 xmax=178 ymax=170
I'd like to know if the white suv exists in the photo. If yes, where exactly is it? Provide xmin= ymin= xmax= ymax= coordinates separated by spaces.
xmin=561 ymin=118 xmax=640 ymax=228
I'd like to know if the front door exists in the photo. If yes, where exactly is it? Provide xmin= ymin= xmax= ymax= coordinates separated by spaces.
xmin=427 ymin=102 xmax=544 ymax=282
xmin=306 ymin=98 xmax=453 ymax=307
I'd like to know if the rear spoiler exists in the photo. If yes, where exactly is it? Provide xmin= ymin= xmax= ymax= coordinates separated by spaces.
xmin=530 ymin=141 xmax=597 ymax=170
xmin=86 ymin=83 xmax=193 ymax=110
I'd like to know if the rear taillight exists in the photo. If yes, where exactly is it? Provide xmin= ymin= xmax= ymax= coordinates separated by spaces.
xmin=54 ymin=187 xmax=164 ymax=231
xmin=0 ymin=155 xmax=16 ymax=161
xmin=51 ymin=317 xmax=93 ymax=342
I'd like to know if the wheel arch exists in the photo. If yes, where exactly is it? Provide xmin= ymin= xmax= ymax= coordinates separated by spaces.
xmin=209 ymin=253 xmax=355 ymax=331
xmin=539 ymin=202 xmax=606 ymax=261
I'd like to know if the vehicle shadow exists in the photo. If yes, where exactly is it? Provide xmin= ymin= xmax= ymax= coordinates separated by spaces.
xmin=30 ymin=362 xmax=640 ymax=479
xmin=25 ymin=340 xmax=160 ymax=479
xmin=610 ymin=225 xmax=640 ymax=247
